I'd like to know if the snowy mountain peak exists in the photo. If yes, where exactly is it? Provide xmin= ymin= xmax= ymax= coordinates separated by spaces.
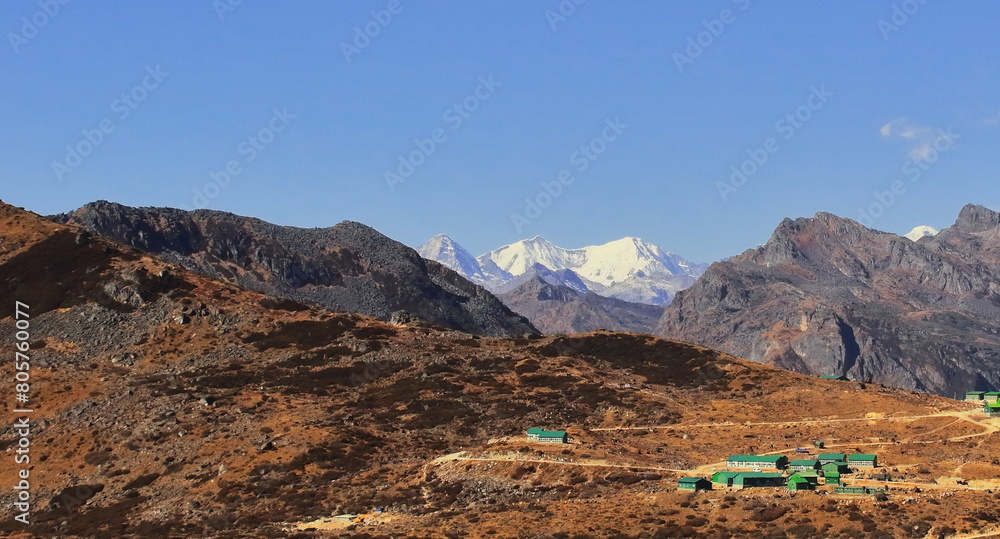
xmin=417 ymin=234 xmax=708 ymax=306
xmin=417 ymin=234 xmax=485 ymax=280
xmin=904 ymin=225 xmax=939 ymax=242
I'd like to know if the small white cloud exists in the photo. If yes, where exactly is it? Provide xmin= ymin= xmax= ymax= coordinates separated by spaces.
xmin=879 ymin=118 xmax=904 ymax=137
xmin=899 ymin=126 xmax=931 ymax=139
xmin=880 ymin=117 xmax=949 ymax=160
xmin=984 ymin=110 xmax=1000 ymax=126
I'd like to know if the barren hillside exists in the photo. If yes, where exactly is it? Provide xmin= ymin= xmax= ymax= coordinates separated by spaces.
xmin=1 ymin=202 xmax=998 ymax=538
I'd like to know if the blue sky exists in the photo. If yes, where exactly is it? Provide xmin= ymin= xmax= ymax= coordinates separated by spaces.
xmin=2 ymin=1 xmax=998 ymax=262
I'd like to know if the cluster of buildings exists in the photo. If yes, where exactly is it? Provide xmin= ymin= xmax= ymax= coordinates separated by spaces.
xmin=678 ymin=452 xmax=879 ymax=492
xmin=522 ymin=427 xmax=886 ymax=496
xmin=965 ymin=391 xmax=1000 ymax=417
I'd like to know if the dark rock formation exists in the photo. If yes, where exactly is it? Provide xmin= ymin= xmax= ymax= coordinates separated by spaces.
xmin=54 ymin=201 xmax=536 ymax=337
xmin=499 ymin=276 xmax=664 ymax=334
xmin=658 ymin=204 xmax=1000 ymax=397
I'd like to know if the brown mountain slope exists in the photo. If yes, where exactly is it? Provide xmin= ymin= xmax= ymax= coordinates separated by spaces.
xmin=2 ymin=201 xmax=1000 ymax=538
xmin=657 ymin=204 xmax=1000 ymax=397
xmin=53 ymin=200 xmax=536 ymax=338
xmin=497 ymin=276 xmax=665 ymax=334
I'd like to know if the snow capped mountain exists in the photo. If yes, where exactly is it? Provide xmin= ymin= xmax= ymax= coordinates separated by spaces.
xmin=904 ymin=225 xmax=939 ymax=241
xmin=417 ymin=234 xmax=707 ymax=306
xmin=416 ymin=234 xmax=488 ymax=281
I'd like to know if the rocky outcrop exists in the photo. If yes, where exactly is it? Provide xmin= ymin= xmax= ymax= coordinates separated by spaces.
xmin=54 ymin=201 xmax=536 ymax=337
xmin=497 ymin=276 xmax=664 ymax=334
xmin=658 ymin=204 xmax=1000 ymax=397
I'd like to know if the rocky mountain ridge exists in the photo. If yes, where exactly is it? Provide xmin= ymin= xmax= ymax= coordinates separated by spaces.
xmin=496 ymin=275 xmax=665 ymax=334
xmin=658 ymin=204 xmax=1000 ymax=397
xmin=54 ymin=201 xmax=536 ymax=338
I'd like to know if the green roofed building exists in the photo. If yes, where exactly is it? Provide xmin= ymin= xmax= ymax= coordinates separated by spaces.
xmin=820 ymin=374 xmax=848 ymax=381
xmin=824 ymin=472 xmax=841 ymax=485
xmin=786 ymin=475 xmax=815 ymax=491
xmin=985 ymin=403 xmax=1000 ymax=417
xmin=823 ymin=461 xmax=850 ymax=474
xmin=725 ymin=455 xmax=789 ymax=470
xmin=526 ymin=428 xmax=567 ymax=444
xmin=790 ymin=471 xmax=821 ymax=484
xmin=678 ymin=477 xmax=712 ymax=491
xmin=712 ymin=472 xmax=741 ymax=486
xmin=817 ymin=453 xmax=847 ymax=464
xmin=789 ymin=459 xmax=820 ymax=472
xmin=966 ymin=391 xmax=986 ymax=402
xmin=985 ymin=392 xmax=1000 ymax=404
xmin=847 ymin=454 xmax=878 ymax=468
xmin=732 ymin=472 xmax=785 ymax=489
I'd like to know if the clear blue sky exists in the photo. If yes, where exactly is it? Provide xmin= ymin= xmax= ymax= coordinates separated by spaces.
xmin=2 ymin=1 xmax=998 ymax=262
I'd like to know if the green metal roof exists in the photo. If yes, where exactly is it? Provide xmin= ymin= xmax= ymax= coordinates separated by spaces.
xmin=820 ymin=374 xmax=847 ymax=380
xmin=712 ymin=472 xmax=741 ymax=481
xmin=967 ymin=391 xmax=986 ymax=395
xmin=986 ymin=403 xmax=1000 ymax=409
xmin=678 ymin=477 xmax=708 ymax=484
xmin=734 ymin=472 xmax=784 ymax=479
xmin=984 ymin=392 xmax=1000 ymax=396
xmin=527 ymin=428 xmax=566 ymax=437
xmin=727 ymin=455 xmax=785 ymax=463
xmin=818 ymin=453 xmax=846 ymax=460
xmin=787 ymin=476 xmax=811 ymax=484
xmin=847 ymin=454 xmax=877 ymax=461
xmin=789 ymin=459 xmax=819 ymax=466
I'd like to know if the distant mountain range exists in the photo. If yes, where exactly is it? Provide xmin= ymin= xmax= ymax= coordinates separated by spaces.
xmin=658 ymin=204 xmax=1000 ymax=398
xmin=417 ymin=234 xmax=705 ymax=334
xmin=49 ymin=199 xmax=1000 ymax=397
xmin=418 ymin=234 xmax=707 ymax=306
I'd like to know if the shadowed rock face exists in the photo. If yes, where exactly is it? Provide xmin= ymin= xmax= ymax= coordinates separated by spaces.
xmin=658 ymin=204 xmax=1000 ymax=397
xmin=498 ymin=276 xmax=664 ymax=335
xmin=55 ymin=201 xmax=536 ymax=337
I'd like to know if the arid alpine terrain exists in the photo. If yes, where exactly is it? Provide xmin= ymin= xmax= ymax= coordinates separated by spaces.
xmin=3 ymin=200 xmax=1000 ymax=538
xmin=658 ymin=205 xmax=1000 ymax=398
